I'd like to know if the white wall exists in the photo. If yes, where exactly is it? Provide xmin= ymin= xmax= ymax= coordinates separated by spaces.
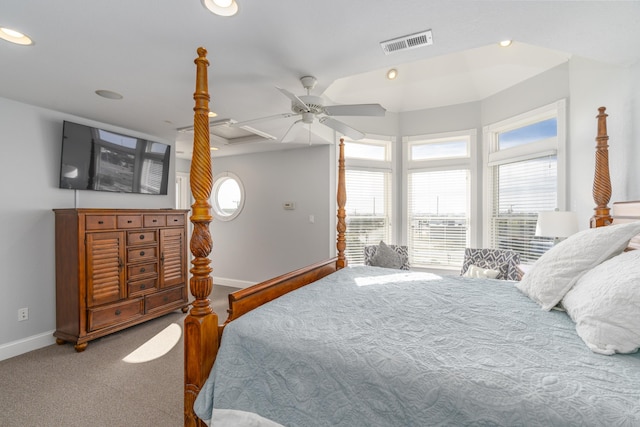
xmin=0 ymin=97 xmax=176 ymax=360
xmin=208 ymin=145 xmax=334 ymax=285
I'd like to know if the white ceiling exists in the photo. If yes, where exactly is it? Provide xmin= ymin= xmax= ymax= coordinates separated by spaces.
xmin=2 ymin=1 xmax=639 ymax=159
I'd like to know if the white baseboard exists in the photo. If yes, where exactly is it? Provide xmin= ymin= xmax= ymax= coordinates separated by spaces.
xmin=213 ymin=276 xmax=254 ymax=289
xmin=0 ymin=330 xmax=56 ymax=362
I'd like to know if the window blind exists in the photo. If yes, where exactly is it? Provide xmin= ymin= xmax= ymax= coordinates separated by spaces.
xmin=408 ymin=169 xmax=469 ymax=268
xmin=491 ymin=155 xmax=557 ymax=263
xmin=345 ymin=169 xmax=392 ymax=265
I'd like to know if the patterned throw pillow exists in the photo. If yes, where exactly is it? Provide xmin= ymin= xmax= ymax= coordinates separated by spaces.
xmin=364 ymin=242 xmax=410 ymax=270
xmin=460 ymin=248 xmax=521 ymax=281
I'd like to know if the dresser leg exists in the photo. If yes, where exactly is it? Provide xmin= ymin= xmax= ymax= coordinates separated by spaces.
xmin=74 ymin=342 xmax=88 ymax=352
xmin=55 ymin=338 xmax=66 ymax=345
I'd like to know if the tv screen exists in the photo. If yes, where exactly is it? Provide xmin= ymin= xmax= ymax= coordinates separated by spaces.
xmin=59 ymin=121 xmax=171 ymax=195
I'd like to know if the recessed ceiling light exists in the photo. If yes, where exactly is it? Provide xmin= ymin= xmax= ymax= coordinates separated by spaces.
xmin=386 ymin=68 xmax=398 ymax=80
xmin=499 ymin=40 xmax=512 ymax=47
xmin=201 ymin=0 xmax=238 ymax=16
xmin=0 ymin=27 xmax=34 ymax=45
xmin=95 ymin=89 xmax=123 ymax=100
xmin=208 ymin=111 xmax=218 ymax=118
xmin=210 ymin=146 xmax=219 ymax=151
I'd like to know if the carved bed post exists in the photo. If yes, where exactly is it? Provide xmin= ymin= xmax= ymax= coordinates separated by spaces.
xmin=184 ymin=47 xmax=218 ymax=427
xmin=590 ymin=106 xmax=613 ymax=228
xmin=336 ymin=138 xmax=347 ymax=268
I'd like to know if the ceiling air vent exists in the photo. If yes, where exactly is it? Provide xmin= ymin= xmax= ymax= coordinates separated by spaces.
xmin=380 ymin=30 xmax=433 ymax=55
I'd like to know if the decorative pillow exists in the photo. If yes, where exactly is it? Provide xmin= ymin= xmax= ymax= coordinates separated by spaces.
xmin=369 ymin=241 xmax=403 ymax=269
xmin=516 ymin=221 xmax=640 ymax=311
xmin=562 ymin=250 xmax=640 ymax=355
xmin=462 ymin=264 xmax=500 ymax=279
xmin=460 ymin=248 xmax=520 ymax=281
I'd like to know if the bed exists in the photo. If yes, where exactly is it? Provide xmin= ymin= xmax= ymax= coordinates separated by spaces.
xmin=183 ymin=48 xmax=640 ymax=426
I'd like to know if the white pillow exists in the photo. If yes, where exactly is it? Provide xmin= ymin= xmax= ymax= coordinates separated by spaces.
xmin=562 ymin=250 xmax=640 ymax=355
xmin=462 ymin=264 xmax=500 ymax=279
xmin=515 ymin=221 xmax=640 ymax=311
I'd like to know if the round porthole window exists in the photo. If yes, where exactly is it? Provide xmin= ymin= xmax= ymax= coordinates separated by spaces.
xmin=211 ymin=172 xmax=245 ymax=221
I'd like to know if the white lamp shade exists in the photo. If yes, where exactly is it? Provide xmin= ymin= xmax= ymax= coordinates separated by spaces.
xmin=535 ymin=211 xmax=579 ymax=238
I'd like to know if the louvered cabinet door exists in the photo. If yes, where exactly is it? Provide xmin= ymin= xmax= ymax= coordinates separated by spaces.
xmin=159 ymin=228 xmax=186 ymax=288
xmin=86 ymin=231 xmax=126 ymax=307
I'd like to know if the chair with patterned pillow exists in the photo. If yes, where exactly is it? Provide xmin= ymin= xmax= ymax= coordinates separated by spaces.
xmin=460 ymin=248 xmax=521 ymax=281
xmin=364 ymin=241 xmax=410 ymax=270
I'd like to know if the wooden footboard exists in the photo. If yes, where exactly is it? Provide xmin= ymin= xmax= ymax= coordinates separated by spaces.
xmin=225 ymin=257 xmax=340 ymax=324
xmin=184 ymin=48 xmax=347 ymax=426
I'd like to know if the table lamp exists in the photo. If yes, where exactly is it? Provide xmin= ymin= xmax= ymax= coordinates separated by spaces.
xmin=535 ymin=210 xmax=579 ymax=244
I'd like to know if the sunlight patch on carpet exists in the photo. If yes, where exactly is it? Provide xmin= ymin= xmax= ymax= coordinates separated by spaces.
xmin=122 ymin=323 xmax=182 ymax=363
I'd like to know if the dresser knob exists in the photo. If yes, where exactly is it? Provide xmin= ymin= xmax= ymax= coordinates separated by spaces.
xmin=140 ymin=268 xmax=146 ymax=273
xmin=140 ymin=284 xmax=146 ymax=289
xmin=115 ymin=310 xmax=121 ymax=316
xmin=140 ymin=251 xmax=145 ymax=256
xmin=139 ymin=235 xmax=145 ymax=240
xmin=98 ymin=221 xmax=104 ymax=224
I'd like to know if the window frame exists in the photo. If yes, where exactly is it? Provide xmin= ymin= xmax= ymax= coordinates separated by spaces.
xmin=211 ymin=171 xmax=245 ymax=222
xmin=403 ymin=129 xmax=478 ymax=270
xmin=343 ymin=136 xmax=395 ymax=266
xmin=482 ymin=99 xmax=567 ymax=259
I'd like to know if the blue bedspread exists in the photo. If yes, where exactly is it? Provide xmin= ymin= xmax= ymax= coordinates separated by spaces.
xmin=194 ymin=266 xmax=640 ymax=426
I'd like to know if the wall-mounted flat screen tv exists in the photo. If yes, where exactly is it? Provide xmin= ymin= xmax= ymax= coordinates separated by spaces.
xmin=59 ymin=121 xmax=171 ymax=195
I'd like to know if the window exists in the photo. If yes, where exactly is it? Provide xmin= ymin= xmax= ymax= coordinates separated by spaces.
xmin=405 ymin=131 xmax=476 ymax=269
xmin=211 ymin=172 xmax=245 ymax=221
xmin=344 ymin=138 xmax=393 ymax=265
xmin=484 ymin=100 xmax=566 ymax=264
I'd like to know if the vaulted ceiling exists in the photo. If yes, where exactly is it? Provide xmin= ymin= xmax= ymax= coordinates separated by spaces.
xmin=2 ymin=1 xmax=639 ymax=158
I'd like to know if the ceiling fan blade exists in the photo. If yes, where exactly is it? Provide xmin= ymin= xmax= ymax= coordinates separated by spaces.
xmin=323 ymin=103 xmax=386 ymax=117
xmin=281 ymin=120 xmax=304 ymax=143
xmin=276 ymin=87 xmax=310 ymax=112
xmin=232 ymin=112 xmax=296 ymax=127
xmin=319 ymin=117 xmax=365 ymax=140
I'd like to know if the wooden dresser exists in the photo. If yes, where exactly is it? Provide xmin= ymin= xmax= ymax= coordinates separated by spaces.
xmin=53 ymin=208 xmax=190 ymax=351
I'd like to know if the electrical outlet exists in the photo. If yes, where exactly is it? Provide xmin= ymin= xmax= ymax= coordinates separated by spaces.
xmin=18 ymin=307 xmax=28 ymax=321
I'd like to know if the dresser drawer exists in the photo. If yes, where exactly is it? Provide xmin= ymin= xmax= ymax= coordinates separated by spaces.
xmin=144 ymin=215 xmax=166 ymax=228
xmin=127 ymin=261 xmax=157 ymax=280
xmin=127 ymin=230 xmax=157 ymax=246
xmin=128 ymin=278 xmax=157 ymax=296
xmin=166 ymin=214 xmax=185 ymax=227
xmin=117 ymin=215 xmax=143 ymax=229
xmin=85 ymin=215 xmax=116 ymax=230
xmin=127 ymin=246 xmax=157 ymax=263
xmin=145 ymin=287 xmax=186 ymax=313
xmin=87 ymin=299 xmax=143 ymax=331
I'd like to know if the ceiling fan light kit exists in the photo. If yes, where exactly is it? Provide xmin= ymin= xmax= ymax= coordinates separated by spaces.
xmin=237 ymin=75 xmax=386 ymax=143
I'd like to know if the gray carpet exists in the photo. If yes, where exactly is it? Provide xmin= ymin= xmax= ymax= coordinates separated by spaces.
xmin=0 ymin=285 xmax=239 ymax=427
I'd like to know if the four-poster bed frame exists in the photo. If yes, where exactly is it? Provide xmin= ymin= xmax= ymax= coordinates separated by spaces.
xmin=183 ymin=47 xmax=620 ymax=426
xmin=183 ymin=47 xmax=348 ymax=426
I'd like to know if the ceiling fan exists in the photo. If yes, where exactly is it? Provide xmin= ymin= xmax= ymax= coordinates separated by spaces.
xmin=233 ymin=76 xmax=386 ymax=142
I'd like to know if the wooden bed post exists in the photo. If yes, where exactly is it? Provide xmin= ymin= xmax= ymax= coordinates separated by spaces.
xmin=336 ymin=137 xmax=347 ymax=268
xmin=591 ymin=106 xmax=613 ymax=228
xmin=184 ymin=47 xmax=218 ymax=427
